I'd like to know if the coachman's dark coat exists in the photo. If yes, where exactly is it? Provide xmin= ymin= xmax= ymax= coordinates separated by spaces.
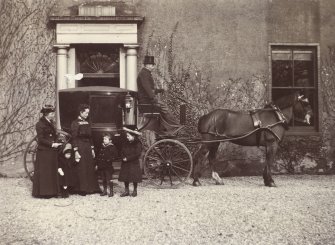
xmin=71 ymin=117 xmax=100 ymax=193
xmin=32 ymin=117 xmax=59 ymax=197
xmin=137 ymin=67 xmax=155 ymax=104
xmin=118 ymin=138 xmax=142 ymax=183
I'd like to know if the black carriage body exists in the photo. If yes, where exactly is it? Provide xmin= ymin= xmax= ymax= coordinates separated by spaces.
xmin=58 ymin=86 xmax=137 ymax=151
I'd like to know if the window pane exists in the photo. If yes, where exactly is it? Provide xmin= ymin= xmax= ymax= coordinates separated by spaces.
xmin=272 ymin=50 xmax=292 ymax=60
xmin=272 ymin=60 xmax=293 ymax=87
xmin=293 ymin=51 xmax=314 ymax=87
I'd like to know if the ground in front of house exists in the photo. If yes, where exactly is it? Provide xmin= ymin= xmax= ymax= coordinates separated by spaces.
xmin=1 ymin=175 xmax=334 ymax=244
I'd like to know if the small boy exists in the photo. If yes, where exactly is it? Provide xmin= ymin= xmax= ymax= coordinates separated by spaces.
xmin=96 ymin=133 xmax=118 ymax=197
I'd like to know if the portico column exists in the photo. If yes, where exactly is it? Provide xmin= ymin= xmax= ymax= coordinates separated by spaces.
xmin=124 ymin=44 xmax=139 ymax=91
xmin=54 ymin=44 xmax=69 ymax=129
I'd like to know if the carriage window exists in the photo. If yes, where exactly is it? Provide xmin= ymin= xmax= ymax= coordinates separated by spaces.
xmin=90 ymin=96 xmax=122 ymax=127
xmin=271 ymin=46 xmax=318 ymax=133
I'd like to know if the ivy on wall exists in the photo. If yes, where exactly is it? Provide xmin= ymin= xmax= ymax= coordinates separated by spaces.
xmin=0 ymin=0 xmax=56 ymax=163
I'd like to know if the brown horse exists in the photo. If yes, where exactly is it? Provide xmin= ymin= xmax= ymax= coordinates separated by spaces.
xmin=192 ymin=91 xmax=313 ymax=187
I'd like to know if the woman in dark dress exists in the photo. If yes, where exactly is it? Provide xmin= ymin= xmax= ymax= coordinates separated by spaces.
xmin=118 ymin=127 xmax=143 ymax=197
xmin=71 ymin=104 xmax=100 ymax=195
xmin=32 ymin=105 xmax=63 ymax=198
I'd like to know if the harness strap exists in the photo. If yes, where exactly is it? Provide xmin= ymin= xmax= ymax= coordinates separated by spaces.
xmin=250 ymin=110 xmax=262 ymax=128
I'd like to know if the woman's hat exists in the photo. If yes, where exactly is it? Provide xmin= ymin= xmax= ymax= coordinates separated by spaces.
xmin=143 ymin=55 xmax=155 ymax=65
xmin=40 ymin=104 xmax=55 ymax=114
xmin=123 ymin=127 xmax=142 ymax=136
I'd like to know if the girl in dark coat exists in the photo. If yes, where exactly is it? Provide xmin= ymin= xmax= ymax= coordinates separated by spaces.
xmin=58 ymin=143 xmax=77 ymax=198
xmin=118 ymin=127 xmax=143 ymax=197
xmin=71 ymin=104 xmax=100 ymax=195
xmin=32 ymin=105 xmax=63 ymax=198
xmin=96 ymin=133 xmax=119 ymax=197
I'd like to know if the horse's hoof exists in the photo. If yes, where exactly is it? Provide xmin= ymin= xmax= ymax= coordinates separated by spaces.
xmin=192 ymin=181 xmax=201 ymax=187
xmin=215 ymin=181 xmax=224 ymax=185
xmin=265 ymin=182 xmax=276 ymax=187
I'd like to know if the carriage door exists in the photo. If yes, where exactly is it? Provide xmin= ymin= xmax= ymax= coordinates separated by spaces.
xmin=76 ymin=44 xmax=120 ymax=87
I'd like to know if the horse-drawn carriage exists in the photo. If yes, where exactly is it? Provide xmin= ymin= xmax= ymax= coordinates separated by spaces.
xmin=23 ymin=86 xmax=194 ymax=188
xmin=23 ymin=86 xmax=313 ymax=188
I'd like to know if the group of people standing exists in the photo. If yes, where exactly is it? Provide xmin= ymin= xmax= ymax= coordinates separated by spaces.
xmin=32 ymin=55 xmax=182 ymax=199
xmin=32 ymin=104 xmax=143 ymax=199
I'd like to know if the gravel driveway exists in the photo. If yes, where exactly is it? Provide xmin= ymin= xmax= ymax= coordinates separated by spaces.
xmin=1 ymin=175 xmax=334 ymax=245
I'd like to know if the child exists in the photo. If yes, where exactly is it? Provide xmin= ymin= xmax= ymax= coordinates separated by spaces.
xmin=58 ymin=143 xmax=74 ymax=198
xmin=96 ymin=133 xmax=118 ymax=197
xmin=118 ymin=127 xmax=142 ymax=197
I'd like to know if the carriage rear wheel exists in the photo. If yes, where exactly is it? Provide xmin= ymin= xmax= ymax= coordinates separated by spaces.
xmin=143 ymin=139 xmax=193 ymax=188
xmin=23 ymin=130 xmax=71 ymax=181
xmin=23 ymin=136 xmax=38 ymax=181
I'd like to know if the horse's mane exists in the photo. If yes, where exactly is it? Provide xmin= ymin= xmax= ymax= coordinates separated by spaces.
xmin=269 ymin=92 xmax=298 ymax=109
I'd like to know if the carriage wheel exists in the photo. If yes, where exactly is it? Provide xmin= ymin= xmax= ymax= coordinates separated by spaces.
xmin=143 ymin=139 xmax=193 ymax=188
xmin=23 ymin=136 xmax=38 ymax=181
xmin=23 ymin=130 xmax=71 ymax=181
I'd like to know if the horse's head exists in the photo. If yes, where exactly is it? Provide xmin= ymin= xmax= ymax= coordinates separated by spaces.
xmin=294 ymin=92 xmax=313 ymax=125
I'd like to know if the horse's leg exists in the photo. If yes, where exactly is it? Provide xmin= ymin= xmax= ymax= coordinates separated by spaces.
xmin=263 ymin=140 xmax=278 ymax=187
xmin=208 ymin=142 xmax=223 ymax=185
xmin=192 ymin=144 xmax=209 ymax=186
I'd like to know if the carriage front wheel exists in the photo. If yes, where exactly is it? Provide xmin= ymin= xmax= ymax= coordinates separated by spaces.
xmin=143 ymin=139 xmax=193 ymax=188
xmin=23 ymin=136 xmax=38 ymax=181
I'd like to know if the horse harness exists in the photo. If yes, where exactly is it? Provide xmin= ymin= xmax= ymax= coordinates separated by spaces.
xmin=249 ymin=104 xmax=289 ymax=145
xmin=201 ymin=104 xmax=289 ymax=144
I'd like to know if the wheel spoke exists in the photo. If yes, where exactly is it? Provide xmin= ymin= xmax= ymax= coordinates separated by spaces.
xmin=171 ymin=168 xmax=184 ymax=182
xmin=171 ymin=164 xmax=190 ymax=173
xmin=153 ymin=147 xmax=167 ymax=162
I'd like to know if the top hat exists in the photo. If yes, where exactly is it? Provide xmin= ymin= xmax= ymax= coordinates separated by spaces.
xmin=123 ymin=127 xmax=142 ymax=136
xmin=40 ymin=104 xmax=55 ymax=114
xmin=143 ymin=55 xmax=155 ymax=65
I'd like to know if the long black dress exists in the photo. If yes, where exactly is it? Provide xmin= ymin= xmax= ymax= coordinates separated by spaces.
xmin=32 ymin=117 xmax=59 ymax=197
xmin=118 ymin=138 xmax=142 ymax=183
xmin=71 ymin=117 xmax=100 ymax=194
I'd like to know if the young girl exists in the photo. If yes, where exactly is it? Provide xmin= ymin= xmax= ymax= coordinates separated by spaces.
xmin=58 ymin=143 xmax=77 ymax=198
xmin=96 ymin=133 xmax=118 ymax=197
xmin=118 ymin=127 xmax=142 ymax=197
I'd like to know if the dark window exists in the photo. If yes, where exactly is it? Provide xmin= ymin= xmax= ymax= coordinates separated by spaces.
xmin=76 ymin=44 xmax=120 ymax=87
xmin=271 ymin=46 xmax=318 ymax=133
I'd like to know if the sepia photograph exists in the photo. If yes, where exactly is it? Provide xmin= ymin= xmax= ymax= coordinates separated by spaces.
xmin=0 ymin=0 xmax=334 ymax=244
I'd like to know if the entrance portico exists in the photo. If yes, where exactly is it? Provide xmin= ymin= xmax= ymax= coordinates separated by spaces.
xmin=49 ymin=12 xmax=144 ymax=128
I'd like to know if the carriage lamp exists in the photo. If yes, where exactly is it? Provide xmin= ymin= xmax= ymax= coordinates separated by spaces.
xmin=125 ymin=92 xmax=134 ymax=111
xmin=124 ymin=92 xmax=136 ymax=126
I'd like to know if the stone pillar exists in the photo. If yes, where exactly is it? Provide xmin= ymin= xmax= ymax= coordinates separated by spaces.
xmin=67 ymin=47 xmax=76 ymax=88
xmin=124 ymin=44 xmax=139 ymax=91
xmin=54 ymin=44 xmax=69 ymax=129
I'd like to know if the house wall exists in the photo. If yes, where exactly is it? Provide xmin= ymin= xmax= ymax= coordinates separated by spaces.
xmin=2 ymin=0 xmax=335 ymax=177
